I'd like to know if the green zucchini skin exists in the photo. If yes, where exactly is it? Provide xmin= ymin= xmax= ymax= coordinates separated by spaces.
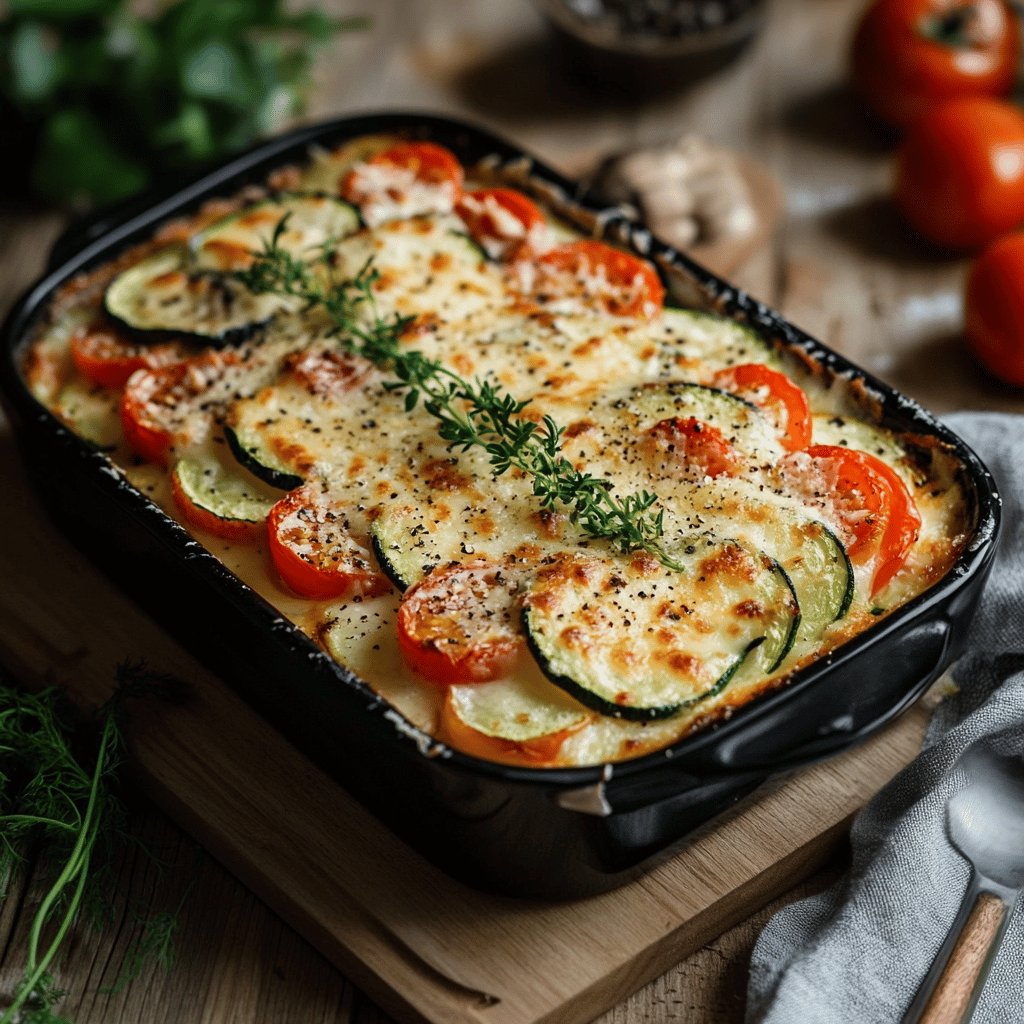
xmin=370 ymin=526 xmax=416 ymax=592
xmin=598 ymin=380 xmax=776 ymax=460
xmin=105 ymin=195 xmax=361 ymax=346
xmin=746 ymin=514 xmax=852 ymax=646
xmin=660 ymin=308 xmax=778 ymax=368
xmin=191 ymin=193 xmax=362 ymax=271
xmin=830 ymin=527 xmax=856 ymax=622
xmin=104 ymin=247 xmax=281 ymax=346
xmin=367 ymin=494 xmax=544 ymax=593
xmin=521 ymin=607 xmax=761 ymax=722
xmin=521 ymin=541 xmax=801 ymax=722
xmin=224 ymin=424 xmax=304 ymax=491
xmin=805 ymin=521 xmax=854 ymax=625
xmin=448 ymin=230 xmax=490 ymax=262
xmin=762 ymin=559 xmax=801 ymax=672
xmin=172 ymin=457 xmax=276 ymax=527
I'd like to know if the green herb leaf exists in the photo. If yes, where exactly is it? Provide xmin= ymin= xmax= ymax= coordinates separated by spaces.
xmin=9 ymin=0 xmax=120 ymax=20
xmin=0 ymin=0 xmax=368 ymax=206
xmin=181 ymin=39 xmax=251 ymax=107
xmin=33 ymin=107 xmax=148 ymax=206
xmin=7 ymin=21 xmax=62 ymax=103
xmin=233 ymin=233 xmax=684 ymax=571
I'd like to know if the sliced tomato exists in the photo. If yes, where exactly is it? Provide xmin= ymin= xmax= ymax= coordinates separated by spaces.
xmin=786 ymin=445 xmax=921 ymax=596
xmin=438 ymin=689 xmax=581 ymax=766
xmin=341 ymin=141 xmax=464 ymax=222
xmin=70 ymin=320 xmax=185 ymax=389
xmin=455 ymin=187 xmax=546 ymax=260
xmin=536 ymin=240 xmax=665 ymax=318
xmin=397 ymin=561 xmax=524 ymax=685
xmin=712 ymin=363 xmax=811 ymax=451
xmin=647 ymin=416 xmax=741 ymax=478
xmin=120 ymin=351 xmax=236 ymax=465
xmin=267 ymin=484 xmax=390 ymax=600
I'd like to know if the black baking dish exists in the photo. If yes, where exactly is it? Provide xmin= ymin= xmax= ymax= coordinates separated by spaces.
xmin=0 ymin=112 xmax=1001 ymax=899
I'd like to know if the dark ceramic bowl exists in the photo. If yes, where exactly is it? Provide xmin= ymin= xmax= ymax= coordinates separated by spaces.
xmin=533 ymin=0 xmax=768 ymax=89
xmin=0 ymin=112 xmax=1000 ymax=898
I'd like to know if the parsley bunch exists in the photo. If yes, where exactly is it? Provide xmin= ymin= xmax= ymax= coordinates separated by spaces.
xmin=0 ymin=0 xmax=367 ymax=206
xmin=236 ymin=224 xmax=680 ymax=569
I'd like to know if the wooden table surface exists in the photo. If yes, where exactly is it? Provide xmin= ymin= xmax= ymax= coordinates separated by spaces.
xmin=2 ymin=0 xmax=1021 ymax=1020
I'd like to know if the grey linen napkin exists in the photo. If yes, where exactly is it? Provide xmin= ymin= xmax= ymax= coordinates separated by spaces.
xmin=746 ymin=412 xmax=1024 ymax=1024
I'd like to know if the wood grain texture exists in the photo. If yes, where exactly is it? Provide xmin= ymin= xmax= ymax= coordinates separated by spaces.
xmin=0 ymin=410 xmax=930 ymax=1024
xmin=2 ymin=0 xmax=1022 ymax=1019
xmin=918 ymin=892 xmax=1009 ymax=1024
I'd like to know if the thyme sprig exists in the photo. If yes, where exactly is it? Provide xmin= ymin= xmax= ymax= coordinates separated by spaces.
xmin=235 ymin=222 xmax=680 ymax=567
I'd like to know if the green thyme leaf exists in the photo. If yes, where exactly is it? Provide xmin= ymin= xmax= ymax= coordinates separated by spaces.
xmin=233 ymin=228 xmax=684 ymax=571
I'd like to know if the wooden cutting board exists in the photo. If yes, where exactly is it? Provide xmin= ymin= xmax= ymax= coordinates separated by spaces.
xmin=0 ymin=413 xmax=931 ymax=1024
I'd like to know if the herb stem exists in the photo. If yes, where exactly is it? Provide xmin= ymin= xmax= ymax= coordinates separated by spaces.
xmin=235 ymin=226 xmax=681 ymax=570
xmin=0 ymin=814 xmax=79 ymax=832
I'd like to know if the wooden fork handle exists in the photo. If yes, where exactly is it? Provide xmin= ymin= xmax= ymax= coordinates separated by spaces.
xmin=914 ymin=888 xmax=1010 ymax=1024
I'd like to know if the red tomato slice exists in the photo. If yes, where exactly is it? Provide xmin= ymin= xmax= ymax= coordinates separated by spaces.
xmin=70 ymin=321 xmax=185 ymax=389
xmin=341 ymin=141 xmax=464 ymax=219
xmin=397 ymin=561 xmax=524 ymax=685
xmin=267 ymin=485 xmax=390 ymax=600
xmin=455 ymin=187 xmax=546 ymax=260
xmin=712 ymin=363 xmax=811 ymax=451
xmin=646 ymin=416 xmax=741 ymax=479
xmin=169 ymin=467 xmax=264 ymax=544
xmin=788 ymin=445 xmax=921 ymax=597
xmin=536 ymin=240 xmax=665 ymax=318
xmin=438 ymin=689 xmax=582 ymax=766
xmin=120 ymin=351 xmax=236 ymax=465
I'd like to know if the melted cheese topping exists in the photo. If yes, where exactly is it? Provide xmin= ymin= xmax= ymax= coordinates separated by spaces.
xmin=26 ymin=140 xmax=971 ymax=768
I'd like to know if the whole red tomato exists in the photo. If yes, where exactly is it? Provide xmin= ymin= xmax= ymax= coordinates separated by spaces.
xmin=965 ymin=232 xmax=1024 ymax=385
xmin=852 ymin=0 xmax=1018 ymax=129
xmin=894 ymin=97 xmax=1024 ymax=249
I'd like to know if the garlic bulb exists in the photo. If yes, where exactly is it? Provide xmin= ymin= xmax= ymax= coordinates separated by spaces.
xmin=593 ymin=135 xmax=757 ymax=249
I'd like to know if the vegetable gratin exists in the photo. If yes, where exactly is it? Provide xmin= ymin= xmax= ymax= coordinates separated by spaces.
xmin=25 ymin=134 xmax=971 ymax=769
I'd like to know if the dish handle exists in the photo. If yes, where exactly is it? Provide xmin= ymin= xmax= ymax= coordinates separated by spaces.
xmin=596 ymin=618 xmax=952 ymax=817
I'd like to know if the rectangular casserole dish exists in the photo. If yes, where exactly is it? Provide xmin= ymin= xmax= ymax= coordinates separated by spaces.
xmin=0 ymin=112 xmax=1000 ymax=899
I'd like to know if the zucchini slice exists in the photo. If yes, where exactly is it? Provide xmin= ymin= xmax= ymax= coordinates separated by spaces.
xmin=599 ymin=380 xmax=778 ymax=458
xmin=54 ymin=380 xmax=121 ymax=451
xmin=763 ymin=515 xmax=853 ymax=642
xmin=522 ymin=539 xmax=800 ymax=721
xmin=192 ymin=193 xmax=361 ymax=272
xmin=104 ymin=246 xmax=288 ymax=345
xmin=296 ymin=134 xmax=400 ymax=193
xmin=370 ymin=506 xmax=434 ymax=591
xmin=659 ymin=309 xmax=778 ymax=368
xmin=171 ymin=457 xmax=277 ymax=531
xmin=369 ymin=496 xmax=549 ymax=591
xmin=444 ymin=676 xmax=590 ymax=748
xmin=224 ymin=423 xmax=305 ymax=492
xmin=327 ymin=216 xmax=503 ymax=326
xmin=811 ymin=413 xmax=907 ymax=465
